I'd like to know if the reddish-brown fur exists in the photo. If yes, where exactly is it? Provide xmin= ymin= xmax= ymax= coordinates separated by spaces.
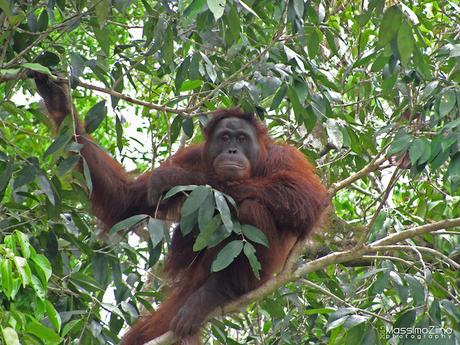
xmin=31 ymin=74 xmax=329 ymax=345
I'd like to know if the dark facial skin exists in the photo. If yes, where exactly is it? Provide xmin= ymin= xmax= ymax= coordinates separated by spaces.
xmin=207 ymin=117 xmax=260 ymax=181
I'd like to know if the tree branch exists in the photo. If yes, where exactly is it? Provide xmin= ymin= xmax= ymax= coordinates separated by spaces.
xmin=329 ymin=156 xmax=387 ymax=195
xmin=372 ymin=245 xmax=460 ymax=270
xmin=76 ymin=80 xmax=187 ymax=114
xmin=0 ymin=71 xmax=191 ymax=115
xmin=143 ymin=216 xmax=460 ymax=345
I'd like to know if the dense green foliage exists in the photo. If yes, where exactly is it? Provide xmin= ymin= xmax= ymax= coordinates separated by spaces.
xmin=0 ymin=0 xmax=460 ymax=344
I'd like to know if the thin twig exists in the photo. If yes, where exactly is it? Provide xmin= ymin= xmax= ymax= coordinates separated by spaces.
xmin=301 ymin=279 xmax=392 ymax=323
xmin=360 ymin=168 xmax=402 ymax=241
xmin=373 ymin=245 xmax=460 ymax=270
xmin=329 ymin=156 xmax=387 ymax=194
xmin=77 ymin=80 xmax=187 ymax=114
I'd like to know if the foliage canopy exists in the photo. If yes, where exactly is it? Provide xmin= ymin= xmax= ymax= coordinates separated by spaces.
xmin=0 ymin=1 xmax=459 ymax=344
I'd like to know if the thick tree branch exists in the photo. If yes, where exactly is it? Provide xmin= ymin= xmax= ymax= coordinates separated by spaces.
xmin=144 ymin=216 xmax=460 ymax=345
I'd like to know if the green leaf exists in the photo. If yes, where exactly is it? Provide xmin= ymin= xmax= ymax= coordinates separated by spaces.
xmin=147 ymin=218 xmax=164 ymax=248
xmin=15 ymin=231 xmax=31 ymax=258
xmin=94 ymin=0 xmax=110 ymax=25
xmin=84 ymin=101 xmax=107 ymax=134
xmin=214 ymin=190 xmax=233 ymax=232
xmin=243 ymin=242 xmax=261 ymax=279
xmin=82 ymin=157 xmax=93 ymax=195
xmin=92 ymin=253 xmax=108 ymax=285
xmin=13 ymin=256 xmax=32 ymax=287
xmin=238 ymin=0 xmax=259 ymax=18
xmin=439 ymin=89 xmax=456 ymax=117
xmin=430 ymin=149 xmax=449 ymax=171
xmin=440 ymin=300 xmax=460 ymax=322
xmin=408 ymin=138 xmax=426 ymax=165
xmin=343 ymin=315 xmax=368 ymax=329
xmin=447 ymin=154 xmax=460 ymax=179
xmin=368 ymin=211 xmax=387 ymax=242
xmin=21 ymin=62 xmax=51 ymax=75
xmin=45 ymin=300 xmax=62 ymax=332
xmin=1 ymin=327 xmax=20 ymax=345
xmin=14 ymin=165 xmax=37 ymax=189
xmin=394 ymin=309 xmax=416 ymax=329
xmin=189 ymin=53 xmax=201 ymax=80
xmin=30 ymin=275 xmax=46 ymax=302
xmin=70 ymin=53 xmax=86 ymax=79
xmin=181 ymin=185 xmax=211 ymax=216
xmin=93 ymin=27 xmax=111 ymax=55
xmin=422 ymin=80 xmax=439 ymax=100
xmin=175 ymin=56 xmax=190 ymax=91
xmin=388 ymin=132 xmax=411 ymax=156
xmin=164 ymin=184 xmax=197 ymax=199
xmin=270 ymin=84 xmax=287 ymax=110
xmin=30 ymin=253 xmax=52 ymax=282
xmin=261 ymin=299 xmax=285 ymax=318
xmin=170 ymin=115 xmax=183 ymax=143
xmin=1 ymin=259 xmax=13 ymax=299
xmin=325 ymin=119 xmax=344 ymax=149
xmin=198 ymin=193 xmax=216 ymax=232
xmin=397 ymin=20 xmax=414 ymax=66
xmin=61 ymin=319 xmax=83 ymax=337
xmin=226 ymin=5 xmax=240 ymax=42
xmin=211 ymin=240 xmax=243 ymax=272
xmin=378 ymin=6 xmax=402 ymax=46
xmin=381 ymin=72 xmax=397 ymax=96
xmin=287 ymin=85 xmax=304 ymax=121
xmin=43 ymin=130 xmax=73 ymax=159
xmin=193 ymin=215 xmax=221 ymax=251
xmin=180 ymin=79 xmax=203 ymax=91
xmin=429 ymin=300 xmax=441 ymax=324
xmin=413 ymin=47 xmax=432 ymax=80
xmin=0 ymin=160 xmax=13 ymax=195
xmin=293 ymin=0 xmax=304 ymax=18
xmin=327 ymin=315 xmax=348 ymax=331
xmin=324 ymin=29 xmax=339 ymax=56
xmin=109 ymin=214 xmax=149 ymax=233
xmin=182 ymin=117 xmax=194 ymax=138
xmin=306 ymin=27 xmax=322 ymax=59
xmin=180 ymin=210 xmax=198 ymax=235
xmin=417 ymin=138 xmax=431 ymax=164
xmin=207 ymin=0 xmax=226 ymax=21
xmin=360 ymin=328 xmax=377 ymax=345
xmin=405 ymin=275 xmax=425 ymax=306
xmin=184 ymin=0 xmax=207 ymax=20
xmin=443 ymin=118 xmax=460 ymax=131
xmin=345 ymin=324 xmax=365 ymax=345
xmin=207 ymin=225 xmax=232 ymax=248
xmin=36 ymin=174 xmax=55 ymax=205
xmin=241 ymin=225 xmax=269 ymax=247
xmin=37 ymin=9 xmax=48 ymax=31
xmin=370 ymin=53 xmax=388 ymax=72
xmin=25 ymin=321 xmax=61 ymax=343
xmin=0 ymin=0 xmax=12 ymax=17
xmin=57 ymin=156 xmax=80 ymax=176
xmin=111 ymin=64 xmax=124 ymax=108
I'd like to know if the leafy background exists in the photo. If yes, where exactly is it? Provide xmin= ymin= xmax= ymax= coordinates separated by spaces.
xmin=0 ymin=0 xmax=460 ymax=344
